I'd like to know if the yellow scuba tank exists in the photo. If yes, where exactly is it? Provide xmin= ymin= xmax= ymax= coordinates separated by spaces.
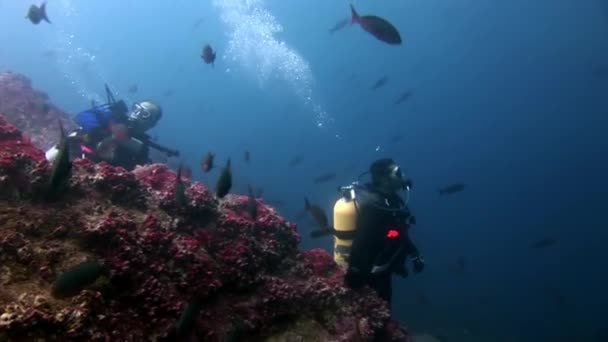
xmin=332 ymin=188 xmax=358 ymax=268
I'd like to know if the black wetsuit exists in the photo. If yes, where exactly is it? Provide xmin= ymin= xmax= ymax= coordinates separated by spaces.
xmin=109 ymin=133 xmax=152 ymax=170
xmin=345 ymin=184 xmax=420 ymax=305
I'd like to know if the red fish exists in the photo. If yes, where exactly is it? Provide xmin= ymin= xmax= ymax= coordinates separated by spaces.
xmin=350 ymin=5 xmax=402 ymax=45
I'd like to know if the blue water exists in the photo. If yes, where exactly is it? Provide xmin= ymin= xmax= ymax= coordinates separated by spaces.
xmin=2 ymin=0 xmax=608 ymax=340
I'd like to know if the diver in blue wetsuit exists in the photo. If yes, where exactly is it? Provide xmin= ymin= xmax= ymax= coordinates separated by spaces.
xmin=46 ymin=84 xmax=179 ymax=170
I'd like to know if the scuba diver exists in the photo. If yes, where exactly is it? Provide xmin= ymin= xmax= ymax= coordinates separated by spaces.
xmin=45 ymin=84 xmax=179 ymax=170
xmin=314 ymin=158 xmax=424 ymax=308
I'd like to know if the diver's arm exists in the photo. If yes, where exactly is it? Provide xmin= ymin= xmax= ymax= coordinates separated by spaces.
xmin=403 ymin=232 xmax=424 ymax=273
xmin=403 ymin=233 xmax=420 ymax=258
xmin=146 ymin=139 xmax=180 ymax=157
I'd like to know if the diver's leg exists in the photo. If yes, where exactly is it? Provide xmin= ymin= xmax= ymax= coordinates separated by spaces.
xmin=371 ymin=274 xmax=393 ymax=309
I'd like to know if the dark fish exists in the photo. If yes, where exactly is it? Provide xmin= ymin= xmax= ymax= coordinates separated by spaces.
xmin=529 ymin=237 xmax=557 ymax=249
xmin=175 ymin=165 xmax=188 ymax=207
xmin=304 ymin=198 xmax=328 ymax=228
xmin=127 ymin=84 xmax=138 ymax=94
xmin=350 ymin=5 xmax=401 ymax=45
xmin=438 ymin=183 xmax=465 ymax=195
xmin=201 ymin=152 xmax=214 ymax=172
xmin=51 ymin=260 xmax=105 ymax=298
xmin=201 ymin=44 xmax=216 ymax=66
xmin=313 ymin=172 xmax=336 ymax=184
xmin=288 ymin=155 xmax=304 ymax=168
xmin=388 ymin=134 xmax=404 ymax=144
xmin=175 ymin=297 xmax=203 ymax=337
xmin=192 ymin=17 xmax=205 ymax=31
xmin=244 ymin=150 xmax=250 ymax=163
xmin=371 ymin=76 xmax=389 ymax=90
xmin=46 ymin=121 xmax=72 ymax=200
xmin=394 ymin=91 xmax=412 ymax=105
xmin=329 ymin=17 xmax=349 ymax=34
xmin=247 ymin=184 xmax=258 ymax=220
xmin=215 ymin=159 xmax=232 ymax=198
xmin=26 ymin=2 xmax=51 ymax=25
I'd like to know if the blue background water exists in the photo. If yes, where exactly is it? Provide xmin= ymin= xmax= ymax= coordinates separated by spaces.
xmin=1 ymin=0 xmax=608 ymax=340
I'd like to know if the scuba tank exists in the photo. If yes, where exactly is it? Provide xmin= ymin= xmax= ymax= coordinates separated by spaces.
xmin=333 ymin=184 xmax=359 ymax=268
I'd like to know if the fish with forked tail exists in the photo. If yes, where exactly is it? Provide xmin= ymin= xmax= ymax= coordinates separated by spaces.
xmin=175 ymin=165 xmax=188 ymax=207
xmin=371 ymin=76 xmax=389 ymax=90
xmin=51 ymin=260 xmax=106 ymax=298
xmin=201 ymin=44 xmax=216 ymax=66
xmin=304 ymin=197 xmax=328 ymax=228
xmin=329 ymin=17 xmax=349 ymax=34
xmin=313 ymin=172 xmax=336 ymax=184
xmin=201 ymin=152 xmax=214 ymax=173
xmin=247 ymin=184 xmax=258 ymax=220
xmin=350 ymin=5 xmax=401 ymax=45
xmin=215 ymin=159 xmax=232 ymax=198
xmin=26 ymin=2 xmax=51 ymax=25
xmin=394 ymin=91 xmax=412 ymax=106
xmin=45 ymin=121 xmax=71 ymax=200
xmin=439 ymin=183 xmax=465 ymax=195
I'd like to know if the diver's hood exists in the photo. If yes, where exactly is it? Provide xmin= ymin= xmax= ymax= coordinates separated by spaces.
xmin=338 ymin=171 xmax=411 ymax=212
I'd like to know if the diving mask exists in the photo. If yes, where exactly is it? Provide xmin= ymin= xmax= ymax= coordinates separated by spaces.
xmin=388 ymin=164 xmax=413 ymax=191
xmin=130 ymin=102 xmax=152 ymax=121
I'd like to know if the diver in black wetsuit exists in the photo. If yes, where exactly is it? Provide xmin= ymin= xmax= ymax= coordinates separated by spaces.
xmin=344 ymin=158 xmax=424 ymax=307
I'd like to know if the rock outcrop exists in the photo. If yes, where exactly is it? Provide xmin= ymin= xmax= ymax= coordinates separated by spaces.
xmin=0 ymin=72 xmax=410 ymax=341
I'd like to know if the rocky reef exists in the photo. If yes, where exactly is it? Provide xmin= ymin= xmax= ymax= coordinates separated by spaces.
xmin=0 ymin=73 xmax=410 ymax=341
xmin=0 ymin=72 xmax=76 ymax=151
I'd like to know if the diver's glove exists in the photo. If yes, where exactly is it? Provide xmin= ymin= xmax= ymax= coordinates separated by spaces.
xmin=412 ymin=255 xmax=425 ymax=273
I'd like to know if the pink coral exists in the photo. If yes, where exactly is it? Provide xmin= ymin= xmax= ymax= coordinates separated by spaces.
xmin=0 ymin=72 xmax=411 ymax=341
